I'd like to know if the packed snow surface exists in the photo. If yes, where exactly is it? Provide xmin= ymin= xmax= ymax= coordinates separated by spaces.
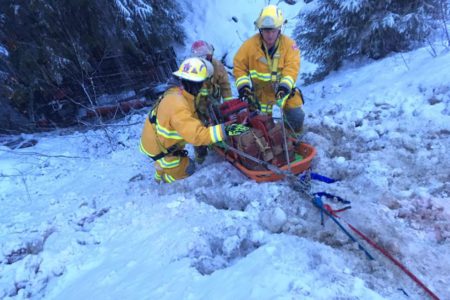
xmin=1 ymin=0 xmax=449 ymax=299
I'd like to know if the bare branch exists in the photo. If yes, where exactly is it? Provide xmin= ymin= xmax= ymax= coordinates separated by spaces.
xmin=439 ymin=0 xmax=450 ymax=47
xmin=400 ymin=53 xmax=410 ymax=71
xmin=0 ymin=149 xmax=89 ymax=159
xmin=13 ymin=169 xmax=32 ymax=202
xmin=426 ymin=39 xmax=438 ymax=57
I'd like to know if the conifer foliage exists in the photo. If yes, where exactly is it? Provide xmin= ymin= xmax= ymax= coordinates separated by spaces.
xmin=0 ymin=0 xmax=184 ymax=129
xmin=294 ymin=0 xmax=447 ymax=82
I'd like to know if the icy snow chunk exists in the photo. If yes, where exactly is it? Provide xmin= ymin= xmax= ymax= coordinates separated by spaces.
xmin=222 ymin=235 xmax=240 ymax=256
xmin=349 ymin=109 xmax=365 ymax=125
xmin=250 ymin=230 xmax=266 ymax=243
xmin=357 ymin=128 xmax=380 ymax=142
xmin=260 ymin=207 xmax=287 ymax=233
xmin=414 ymin=187 xmax=430 ymax=199
xmin=334 ymin=156 xmax=347 ymax=165
xmin=397 ymin=189 xmax=413 ymax=198
xmin=322 ymin=116 xmax=337 ymax=128
xmin=166 ymin=197 xmax=184 ymax=208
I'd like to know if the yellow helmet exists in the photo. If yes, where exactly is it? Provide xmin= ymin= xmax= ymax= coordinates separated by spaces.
xmin=255 ymin=5 xmax=284 ymax=29
xmin=172 ymin=57 xmax=210 ymax=82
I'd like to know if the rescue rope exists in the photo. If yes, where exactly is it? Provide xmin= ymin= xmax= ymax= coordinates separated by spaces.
xmin=208 ymin=97 xmax=439 ymax=298
xmin=279 ymin=108 xmax=292 ymax=171
xmin=302 ymin=171 xmax=441 ymax=300
xmin=346 ymin=222 xmax=441 ymax=300
xmin=312 ymin=195 xmax=374 ymax=260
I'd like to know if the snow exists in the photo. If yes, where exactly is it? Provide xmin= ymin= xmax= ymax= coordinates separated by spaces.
xmin=1 ymin=0 xmax=449 ymax=299
xmin=177 ymin=0 xmax=317 ymax=76
xmin=0 ymin=44 xmax=8 ymax=57
xmin=114 ymin=0 xmax=153 ymax=21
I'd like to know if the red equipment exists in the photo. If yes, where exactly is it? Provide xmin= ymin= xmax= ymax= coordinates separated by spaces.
xmin=212 ymin=99 xmax=316 ymax=182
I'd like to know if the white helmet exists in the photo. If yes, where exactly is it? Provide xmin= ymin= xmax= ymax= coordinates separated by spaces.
xmin=198 ymin=58 xmax=214 ymax=78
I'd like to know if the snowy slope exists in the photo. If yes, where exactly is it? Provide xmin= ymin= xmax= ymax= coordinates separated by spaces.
xmin=1 ymin=0 xmax=450 ymax=299
xmin=176 ymin=0 xmax=316 ymax=78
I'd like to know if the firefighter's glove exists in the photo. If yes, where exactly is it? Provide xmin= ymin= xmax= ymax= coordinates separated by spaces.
xmin=215 ymin=141 xmax=227 ymax=149
xmin=238 ymin=85 xmax=252 ymax=100
xmin=275 ymin=85 xmax=290 ymax=108
xmin=225 ymin=124 xmax=250 ymax=136
xmin=239 ymin=86 xmax=260 ymax=111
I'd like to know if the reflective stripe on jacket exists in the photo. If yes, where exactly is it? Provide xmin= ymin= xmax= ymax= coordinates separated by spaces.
xmin=140 ymin=87 xmax=225 ymax=158
xmin=233 ymin=34 xmax=302 ymax=109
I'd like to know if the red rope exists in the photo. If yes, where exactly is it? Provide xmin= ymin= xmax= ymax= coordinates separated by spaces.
xmin=323 ymin=203 xmax=440 ymax=299
xmin=346 ymin=223 xmax=441 ymax=300
xmin=323 ymin=204 xmax=350 ymax=217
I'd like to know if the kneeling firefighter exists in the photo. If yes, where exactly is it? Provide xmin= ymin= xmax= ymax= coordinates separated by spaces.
xmin=191 ymin=40 xmax=234 ymax=165
xmin=233 ymin=4 xmax=305 ymax=133
xmin=140 ymin=57 xmax=249 ymax=183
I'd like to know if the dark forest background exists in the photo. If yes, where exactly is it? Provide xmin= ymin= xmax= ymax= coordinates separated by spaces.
xmin=0 ymin=0 xmax=448 ymax=133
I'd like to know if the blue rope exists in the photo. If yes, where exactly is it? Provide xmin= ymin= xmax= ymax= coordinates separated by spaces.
xmin=312 ymin=196 xmax=374 ymax=260
xmin=310 ymin=172 xmax=337 ymax=183
xmin=298 ymin=171 xmax=351 ymax=205
xmin=298 ymin=172 xmax=336 ymax=183
xmin=314 ymin=192 xmax=351 ymax=205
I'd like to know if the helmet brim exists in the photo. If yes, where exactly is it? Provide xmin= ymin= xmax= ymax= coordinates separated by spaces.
xmin=173 ymin=70 xmax=205 ymax=82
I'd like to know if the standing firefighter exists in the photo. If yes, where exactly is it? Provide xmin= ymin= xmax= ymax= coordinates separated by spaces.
xmin=191 ymin=40 xmax=233 ymax=164
xmin=233 ymin=4 xmax=305 ymax=133
xmin=140 ymin=57 xmax=249 ymax=183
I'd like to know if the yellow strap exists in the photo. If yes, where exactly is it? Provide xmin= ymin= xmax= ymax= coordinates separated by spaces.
xmin=271 ymin=52 xmax=280 ymax=83
xmin=263 ymin=39 xmax=281 ymax=83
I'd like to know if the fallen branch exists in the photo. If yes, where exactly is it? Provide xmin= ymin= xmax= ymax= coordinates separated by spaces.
xmin=0 ymin=149 xmax=89 ymax=159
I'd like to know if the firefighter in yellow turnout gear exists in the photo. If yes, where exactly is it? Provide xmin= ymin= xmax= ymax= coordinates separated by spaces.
xmin=233 ymin=4 xmax=305 ymax=132
xmin=140 ymin=57 xmax=249 ymax=183
xmin=191 ymin=40 xmax=233 ymax=164
xmin=191 ymin=40 xmax=233 ymax=111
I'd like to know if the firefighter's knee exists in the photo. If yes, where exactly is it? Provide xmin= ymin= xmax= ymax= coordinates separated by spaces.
xmin=284 ymin=107 xmax=305 ymax=132
xmin=165 ymin=157 xmax=195 ymax=182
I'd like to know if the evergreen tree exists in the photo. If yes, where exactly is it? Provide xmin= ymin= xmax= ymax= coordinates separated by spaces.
xmin=294 ymin=0 xmax=446 ymax=82
xmin=0 ymin=43 xmax=13 ymax=105
xmin=113 ymin=0 xmax=185 ymax=58
xmin=0 ymin=0 xmax=185 ymax=127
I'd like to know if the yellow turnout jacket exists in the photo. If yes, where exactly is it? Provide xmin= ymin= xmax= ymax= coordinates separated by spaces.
xmin=140 ymin=87 xmax=225 ymax=158
xmin=233 ymin=34 xmax=302 ymax=113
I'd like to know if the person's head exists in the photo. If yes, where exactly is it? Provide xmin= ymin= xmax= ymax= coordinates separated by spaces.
xmin=254 ymin=5 xmax=284 ymax=48
xmin=191 ymin=40 xmax=214 ymax=62
xmin=172 ymin=57 xmax=214 ymax=96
